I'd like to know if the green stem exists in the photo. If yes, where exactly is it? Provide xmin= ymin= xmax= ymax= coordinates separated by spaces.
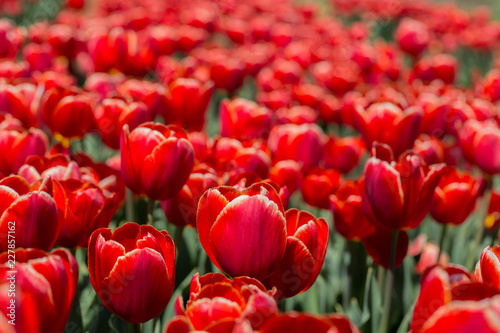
xmin=147 ymin=199 xmax=155 ymax=225
xmin=466 ymin=179 xmax=493 ymax=269
xmin=132 ymin=323 xmax=141 ymax=333
xmin=174 ymin=226 xmax=185 ymax=251
xmin=379 ymin=230 xmax=399 ymax=333
xmin=342 ymin=241 xmax=353 ymax=311
xmin=438 ymin=224 xmax=448 ymax=261
xmin=125 ymin=188 xmax=135 ymax=222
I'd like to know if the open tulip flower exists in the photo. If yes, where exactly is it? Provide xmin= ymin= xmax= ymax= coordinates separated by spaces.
xmin=88 ymin=222 xmax=175 ymax=324
xmin=165 ymin=273 xmax=278 ymax=332
xmin=430 ymin=167 xmax=484 ymax=225
xmin=0 ymin=248 xmax=78 ymax=333
xmin=197 ymin=182 xmax=288 ymax=280
xmin=363 ymin=143 xmax=445 ymax=230
xmin=474 ymin=246 xmax=500 ymax=291
xmin=120 ymin=122 xmax=195 ymax=200
xmin=262 ymin=209 xmax=329 ymax=298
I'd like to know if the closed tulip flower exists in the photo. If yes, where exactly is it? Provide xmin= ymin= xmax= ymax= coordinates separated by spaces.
xmin=363 ymin=143 xmax=445 ymax=230
xmin=474 ymin=246 xmax=500 ymax=290
xmin=164 ymin=78 xmax=214 ymax=131
xmin=262 ymin=209 xmax=329 ymax=298
xmin=323 ymin=135 xmax=366 ymax=174
xmin=301 ymin=167 xmax=341 ymax=209
xmin=197 ymin=182 xmax=287 ymax=280
xmin=0 ymin=248 xmax=78 ymax=333
xmin=430 ymin=168 xmax=484 ymax=225
xmin=120 ymin=122 xmax=195 ymax=200
xmin=0 ymin=176 xmax=59 ymax=252
xmin=0 ymin=127 xmax=48 ymax=175
xmin=220 ymin=98 xmax=273 ymax=140
xmin=165 ymin=273 xmax=278 ymax=332
xmin=330 ymin=179 xmax=376 ymax=241
xmin=88 ymin=222 xmax=175 ymax=324
xmin=160 ymin=166 xmax=219 ymax=228
xmin=460 ymin=119 xmax=500 ymax=174
xmin=269 ymin=160 xmax=301 ymax=195
xmin=94 ymin=98 xmax=150 ymax=150
xmin=354 ymin=102 xmax=422 ymax=158
xmin=268 ymin=123 xmax=325 ymax=173
xmin=394 ymin=18 xmax=430 ymax=57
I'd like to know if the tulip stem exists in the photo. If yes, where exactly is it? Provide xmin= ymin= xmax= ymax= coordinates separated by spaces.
xmin=125 ymin=188 xmax=135 ymax=222
xmin=379 ymin=230 xmax=398 ymax=333
xmin=466 ymin=178 xmax=492 ymax=269
xmin=174 ymin=226 xmax=185 ymax=251
xmin=147 ymin=199 xmax=155 ymax=225
xmin=131 ymin=323 xmax=141 ymax=333
xmin=438 ymin=224 xmax=448 ymax=261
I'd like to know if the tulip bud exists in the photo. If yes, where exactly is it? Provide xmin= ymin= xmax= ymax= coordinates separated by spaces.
xmin=120 ymin=122 xmax=195 ymax=200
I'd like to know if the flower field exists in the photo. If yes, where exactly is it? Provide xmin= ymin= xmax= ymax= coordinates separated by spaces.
xmin=1 ymin=0 xmax=500 ymax=332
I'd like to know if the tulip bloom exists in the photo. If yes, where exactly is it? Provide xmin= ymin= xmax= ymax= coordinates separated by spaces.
xmin=323 ymin=135 xmax=365 ymax=174
xmin=94 ymin=98 xmax=150 ymax=149
xmin=165 ymin=273 xmax=278 ymax=332
xmin=430 ymin=168 xmax=484 ymax=225
xmin=164 ymin=78 xmax=214 ymax=131
xmin=0 ymin=176 xmax=59 ymax=252
xmin=41 ymin=88 xmax=94 ymax=140
xmin=0 ymin=248 xmax=78 ymax=333
xmin=330 ymin=180 xmax=376 ymax=241
xmin=262 ymin=209 xmax=329 ymax=298
xmin=220 ymin=98 xmax=273 ymax=140
xmin=354 ymin=102 xmax=422 ymax=157
xmin=460 ymin=119 xmax=500 ymax=174
xmin=0 ymin=82 xmax=38 ymax=128
xmin=363 ymin=143 xmax=445 ymax=230
xmin=88 ymin=223 xmax=175 ymax=324
xmin=474 ymin=246 xmax=500 ymax=290
xmin=394 ymin=18 xmax=430 ymax=57
xmin=0 ymin=127 xmax=48 ymax=175
xmin=413 ymin=135 xmax=445 ymax=166
xmin=120 ymin=122 xmax=195 ymax=200
xmin=269 ymin=160 xmax=301 ymax=195
xmin=260 ymin=312 xmax=360 ymax=333
xmin=412 ymin=264 xmax=500 ymax=333
xmin=197 ymin=182 xmax=287 ymax=280
xmin=268 ymin=123 xmax=325 ymax=173
xmin=301 ymin=167 xmax=341 ymax=209
xmin=160 ymin=167 xmax=219 ymax=228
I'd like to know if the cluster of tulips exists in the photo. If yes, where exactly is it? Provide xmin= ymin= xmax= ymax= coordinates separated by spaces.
xmin=1 ymin=0 xmax=500 ymax=332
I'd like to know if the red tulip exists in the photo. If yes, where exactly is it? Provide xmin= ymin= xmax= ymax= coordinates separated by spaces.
xmin=394 ymin=18 xmax=430 ymax=57
xmin=269 ymin=160 xmax=301 ymax=195
xmin=262 ymin=209 xmax=329 ymax=298
xmin=412 ymin=264 xmax=500 ymax=333
xmin=363 ymin=143 xmax=445 ymax=230
xmin=260 ymin=312 xmax=360 ymax=333
xmin=0 ymin=176 xmax=59 ymax=252
xmin=0 ymin=248 xmax=78 ymax=333
xmin=354 ymin=102 xmax=422 ymax=158
xmin=0 ymin=82 xmax=38 ymax=128
xmin=330 ymin=179 xmax=376 ymax=241
xmin=474 ymin=246 xmax=500 ymax=290
xmin=88 ymin=223 xmax=175 ymax=324
xmin=220 ymin=98 xmax=273 ymax=140
xmin=160 ymin=166 xmax=219 ymax=228
xmin=94 ymin=98 xmax=149 ymax=149
xmin=301 ymin=167 xmax=341 ymax=209
xmin=197 ymin=182 xmax=287 ymax=280
xmin=116 ymin=79 xmax=167 ymax=119
xmin=323 ymin=135 xmax=365 ymax=174
xmin=276 ymin=105 xmax=318 ymax=125
xmin=481 ymin=69 xmax=500 ymax=103
xmin=268 ymin=123 xmax=325 ymax=173
xmin=413 ymin=135 xmax=445 ymax=166
xmin=165 ymin=273 xmax=278 ymax=332
xmin=120 ymin=122 xmax=195 ymax=200
xmin=164 ymin=78 xmax=214 ymax=131
xmin=460 ymin=119 xmax=500 ymax=174
xmin=0 ymin=127 xmax=48 ymax=175
xmin=430 ymin=167 xmax=484 ymax=225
